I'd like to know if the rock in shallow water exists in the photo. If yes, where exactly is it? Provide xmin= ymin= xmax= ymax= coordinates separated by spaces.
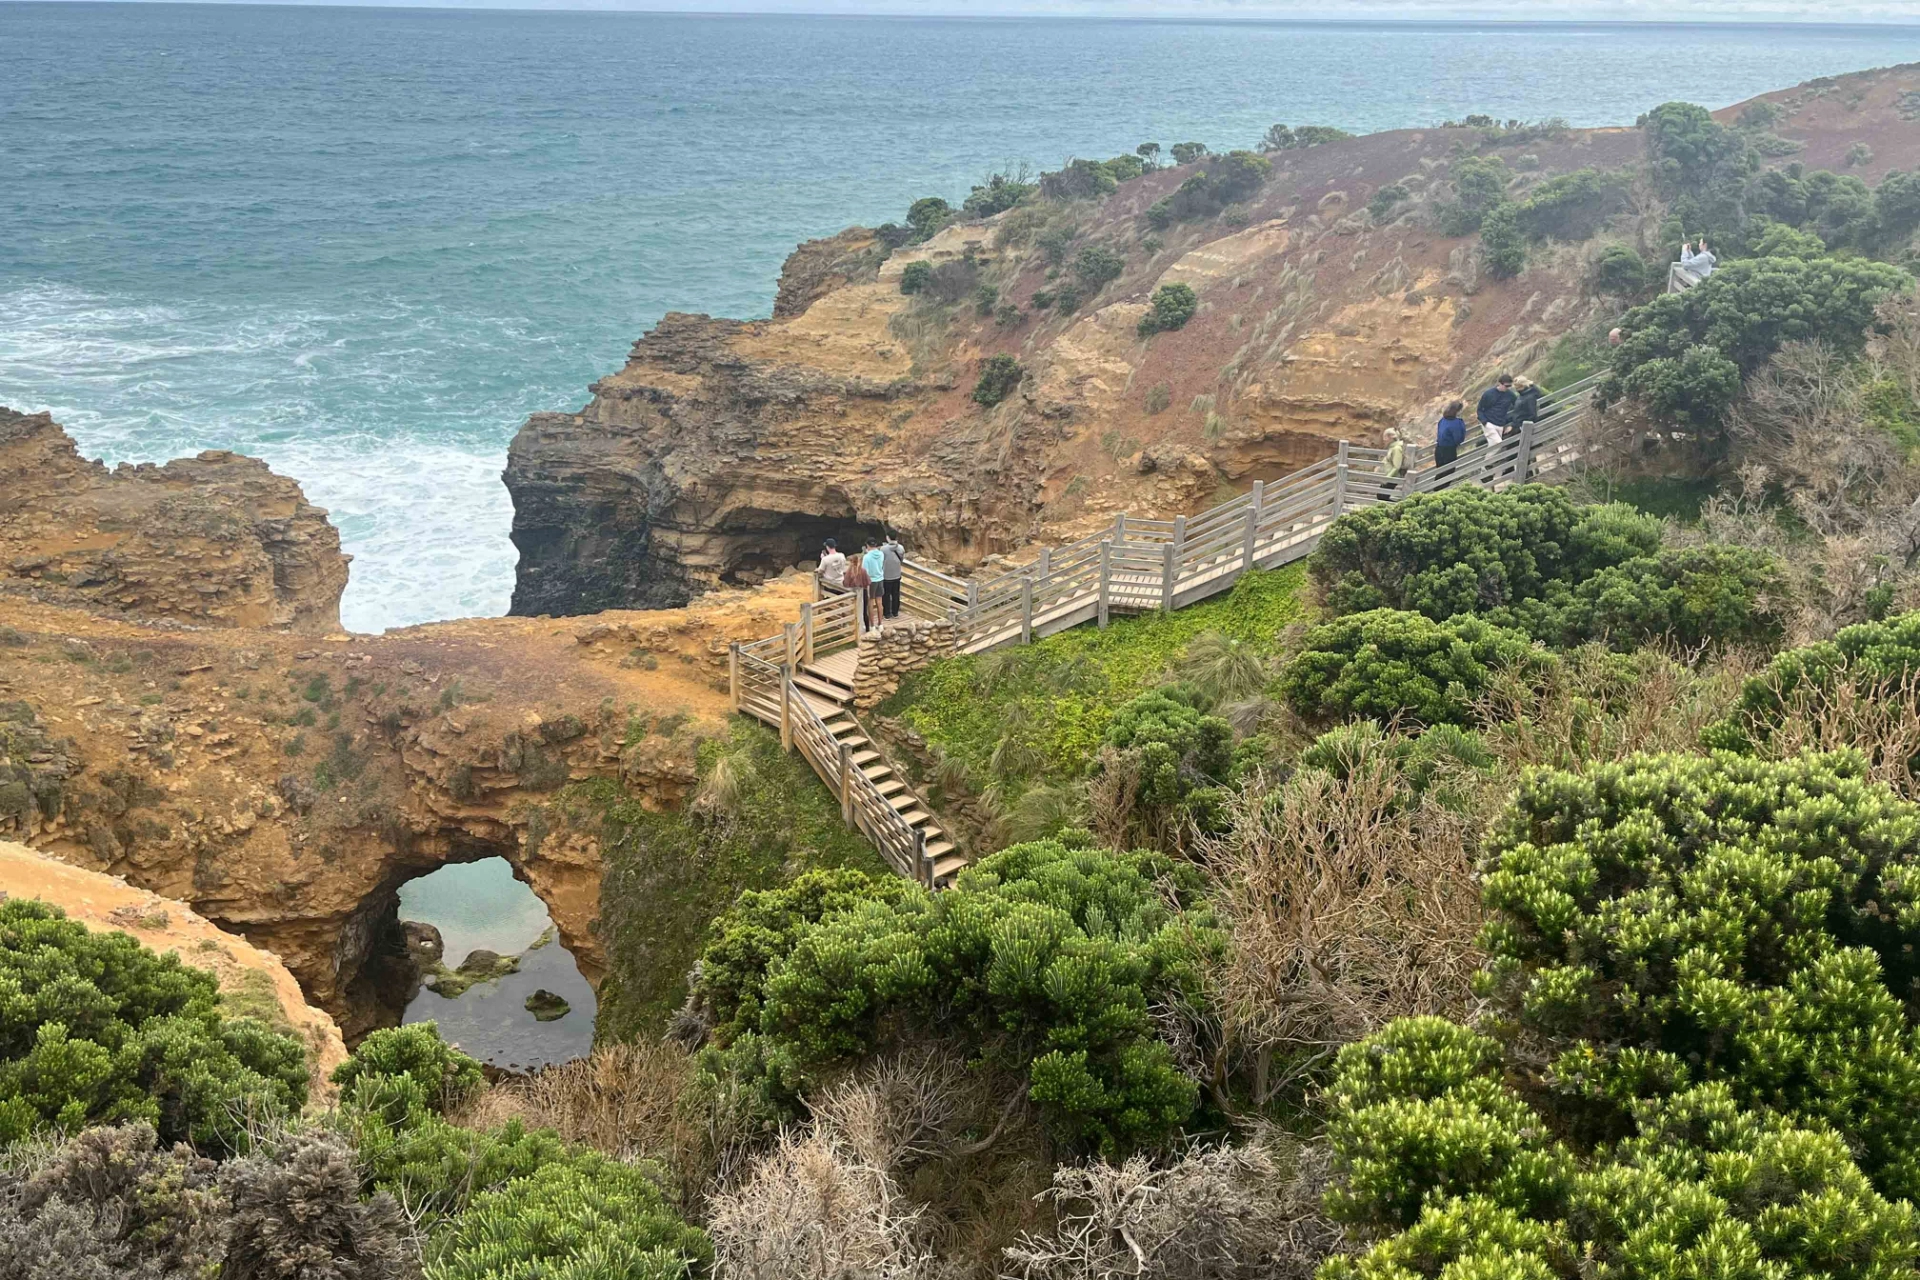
xmin=524 ymin=988 xmax=571 ymax=1021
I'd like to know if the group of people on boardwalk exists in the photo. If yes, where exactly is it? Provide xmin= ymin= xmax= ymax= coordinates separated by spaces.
xmin=1376 ymin=371 xmax=1554 ymax=483
xmin=816 ymin=533 xmax=904 ymax=628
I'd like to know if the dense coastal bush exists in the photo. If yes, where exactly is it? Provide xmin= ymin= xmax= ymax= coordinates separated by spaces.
xmin=897 ymin=260 xmax=932 ymax=294
xmin=1590 ymin=243 xmax=1649 ymax=295
xmin=426 ymin=1159 xmax=712 ymax=1280
xmin=1278 ymin=609 xmax=1542 ymax=727
xmin=1480 ymin=750 xmax=1920 ymax=1195
xmin=1136 ymin=282 xmax=1198 ymax=336
xmin=972 ymin=353 xmax=1024 ymax=406
xmin=1091 ymin=688 xmax=1234 ymax=843
xmin=1309 ymin=486 xmax=1787 ymax=650
xmin=1436 ymin=156 xmax=1509 ymax=236
xmin=1145 ymin=150 xmax=1272 ymax=229
xmin=0 ymin=899 xmax=308 ymax=1150
xmin=690 ymin=837 xmax=1221 ymax=1156
xmin=1705 ymin=608 xmax=1920 ymax=762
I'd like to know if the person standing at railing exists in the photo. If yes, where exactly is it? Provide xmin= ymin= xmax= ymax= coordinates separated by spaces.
xmin=817 ymin=538 xmax=848 ymax=595
xmin=880 ymin=533 xmax=905 ymax=620
xmin=1378 ymin=427 xmax=1407 ymax=489
xmin=1435 ymin=400 xmax=1467 ymax=475
xmin=1476 ymin=374 xmax=1517 ymax=445
xmin=1510 ymin=377 xmax=1542 ymax=435
xmin=847 ymin=544 xmax=876 ymax=629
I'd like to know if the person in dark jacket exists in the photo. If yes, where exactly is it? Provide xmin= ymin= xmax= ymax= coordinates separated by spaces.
xmin=1511 ymin=377 xmax=1543 ymax=433
xmin=1435 ymin=399 xmax=1467 ymax=472
xmin=1477 ymin=374 xmax=1517 ymax=440
xmin=879 ymin=534 xmax=905 ymax=620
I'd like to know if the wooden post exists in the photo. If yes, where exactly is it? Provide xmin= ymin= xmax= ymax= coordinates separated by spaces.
xmin=1098 ymin=541 xmax=1112 ymax=629
xmin=1331 ymin=440 xmax=1350 ymax=518
xmin=779 ymin=675 xmax=792 ymax=752
xmin=800 ymin=602 xmax=815 ymax=666
xmin=1241 ymin=506 xmax=1259 ymax=576
xmin=967 ymin=581 xmax=979 ymax=615
xmin=1114 ymin=513 xmax=1126 ymax=544
xmin=838 ymin=741 xmax=854 ymax=827
xmin=728 ymin=643 xmax=741 ymax=712
xmin=1161 ymin=541 xmax=1176 ymax=612
xmin=1038 ymin=547 xmax=1051 ymax=580
xmin=1244 ymin=479 xmax=1265 ymax=571
xmin=1020 ymin=578 xmax=1034 ymax=644
xmin=915 ymin=828 xmax=930 ymax=888
xmin=784 ymin=623 xmax=797 ymax=671
xmin=1516 ymin=420 xmax=1535 ymax=482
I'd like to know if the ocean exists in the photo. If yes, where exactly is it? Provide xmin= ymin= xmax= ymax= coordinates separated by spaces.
xmin=6 ymin=3 xmax=1920 ymax=632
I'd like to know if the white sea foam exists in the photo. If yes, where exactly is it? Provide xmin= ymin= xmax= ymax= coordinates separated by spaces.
xmin=0 ymin=281 xmax=559 ymax=633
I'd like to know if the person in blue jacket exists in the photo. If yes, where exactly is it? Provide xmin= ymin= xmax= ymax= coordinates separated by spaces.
xmin=1434 ymin=399 xmax=1467 ymax=471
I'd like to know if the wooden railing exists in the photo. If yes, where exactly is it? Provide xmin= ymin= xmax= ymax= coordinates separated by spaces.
xmin=856 ymin=375 xmax=1603 ymax=654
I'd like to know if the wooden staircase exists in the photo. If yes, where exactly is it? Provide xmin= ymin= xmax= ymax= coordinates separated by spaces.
xmin=794 ymin=649 xmax=965 ymax=886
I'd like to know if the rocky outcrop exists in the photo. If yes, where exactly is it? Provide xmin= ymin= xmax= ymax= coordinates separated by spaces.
xmin=0 ymin=839 xmax=349 ymax=1091
xmin=774 ymin=226 xmax=889 ymax=319
xmin=0 ymin=408 xmax=350 ymax=633
xmin=5 ymin=413 xmax=823 ymax=1040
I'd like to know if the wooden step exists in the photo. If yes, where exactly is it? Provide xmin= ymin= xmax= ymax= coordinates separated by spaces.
xmin=851 ymin=750 xmax=881 ymax=767
xmin=896 ymin=808 xmax=931 ymax=828
xmin=861 ymin=764 xmax=894 ymax=782
xmin=874 ymin=779 xmax=907 ymax=798
xmin=793 ymin=673 xmax=852 ymax=704
xmin=933 ymin=854 xmax=969 ymax=880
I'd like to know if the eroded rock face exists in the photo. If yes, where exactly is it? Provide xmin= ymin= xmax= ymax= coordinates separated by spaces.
xmin=0 ymin=408 xmax=350 ymax=633
xmin=5 ymin=413 xmax=820 ymax=1040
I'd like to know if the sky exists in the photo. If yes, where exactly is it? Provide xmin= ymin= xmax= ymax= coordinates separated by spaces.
xmin=78 ymin=0 xmax=1920 ymax=17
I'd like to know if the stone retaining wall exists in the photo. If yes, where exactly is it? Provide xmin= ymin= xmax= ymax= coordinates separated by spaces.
xmin=853 ymin=618 xmax=957 ymax=709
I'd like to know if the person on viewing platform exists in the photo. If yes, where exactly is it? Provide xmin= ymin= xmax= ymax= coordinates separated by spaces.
xmin=1435 ymin=400 xmax=1467 ymax=472
xmin=1511 ymin=377 xmax=1543 ymax=432
xmin=847 ymin=543 xmax=876 ymax=628
xmin=862 ymin=540 xmax=887 ymax=627
xmin=1379 ymin=427 xmax=1407 ymax=481
xmin=1477 ymin=374 xmax=1517 ymax=444
xmin=817 ymin=538 xmax=847 ymax=594
xmin=880 ymin=534 xmax=905 ymax=620
xmin=1678 ymin=238 xmax=1716 ymax=279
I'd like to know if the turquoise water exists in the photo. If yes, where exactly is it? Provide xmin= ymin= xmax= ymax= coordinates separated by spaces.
xmin=398 ymin=858 xmax=597 ymax=1068
xmin=7 ymin=5 xmax=1920 ymax=631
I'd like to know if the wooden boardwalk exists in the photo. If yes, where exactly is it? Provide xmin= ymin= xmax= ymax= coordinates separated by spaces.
xmin=732 ymin=374 xmax=1603 ymax=887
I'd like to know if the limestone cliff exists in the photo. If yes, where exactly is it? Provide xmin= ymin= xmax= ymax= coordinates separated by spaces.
xmin=2 ymin=412 xmax=816 ymax=1040
xmin=0 ymin=408 xmax=350 ymax=633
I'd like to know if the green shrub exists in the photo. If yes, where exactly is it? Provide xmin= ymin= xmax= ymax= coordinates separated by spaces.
xmin=1143 ymin=152 xmax=1272 ymax=229
xmin=1514 ymin=168 xmax=1628 ymax=241
xmin=1136 ymin=282 xmax=1199 ymax=337
xmin=1092 ymin=688 xmax=1234 ymax=841
xmin=425 ymin=1160 xmax=712 ymax=1280
xmin=1322 ymin=1024 xmax=1920 ymax=1280
xmin=1311 ymin=486 xmax=1660 ymax=622
xmin=1169 ymin=142 xmax=1209 ymax=166
xmin=905 ymin=196 xmax=953 ymax=243
xmin=972 ymin=353 xmax=1025 ymax=407
xmin=1477 ymin=749 xmax=1920 ymax=1199
xmin=1603 ymin=254 xmax=1910 ymax=430
xmin=1706 ymin=609 xmax=1920 ymax=756
xmin=1278 ymin=609 xmax=1543 ymax=727
xmin=693 ymin=836 xmax=1221 ymax=1156
xmin=1367 ymin=183 xmax=1410 ymax=221
xmin=962 ymin=172 xmax=1036 ymax=219
xmin=331 ymin=1022 xmax=484 ymax=1120
xmin=1639 ymin=100 xmax=1754 ymax=198
xmin=1436 ymin=156 xmax=1509 ymax=236
xmin=1478 ymin=203 xmax=1527 ymax=279
xmin=1071 ymin=244 xmax=1126 ymax=289
xmin=1039 ymin=158 xmax=1120 ymax=203
xmin=1589 ymin=244 xmax=1648 ymax=295
xmin=0 ymin=899 xmax=308 ymax=1150
xmin=898 ymin=261 xmax=932 ymax=295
